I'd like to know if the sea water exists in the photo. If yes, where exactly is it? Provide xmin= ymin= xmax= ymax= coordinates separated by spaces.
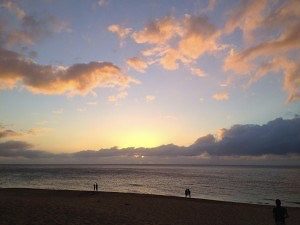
xmin=0 ymin=164 xmax=299 ymax=207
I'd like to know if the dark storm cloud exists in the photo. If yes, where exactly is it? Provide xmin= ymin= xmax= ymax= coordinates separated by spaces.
xmin=190 ymin=117 xmax=300 ymax=156
xmin=0 ymin=117 xmax=299 ymax=161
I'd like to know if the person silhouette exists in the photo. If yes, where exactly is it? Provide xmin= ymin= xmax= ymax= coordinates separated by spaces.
xmin=273 ymin=199 xmax=288 ymax=225
xmin=187 ymin=189 xmax=191 ymax=198
xmin=93 ymin=183 xmax=96 ymax=191
xmin=95 ymin=182 xmax=98 ymax=191
xmin=185 ymin=189 xmax=188 ymax=197
xmin=185 ymin=189 xmax=191 ymax=198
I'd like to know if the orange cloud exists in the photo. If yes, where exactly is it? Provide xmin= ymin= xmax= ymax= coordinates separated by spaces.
xmin=108 ymin=24 xmax=132 ymax=39
xmin=190 ymin=67 xmax=205 ymax=77
xmin=224 ymin=0 xmax=268 ymax=43
xmin=108 ymin=91 xmax=128 ymax=102
xmin=0 ymin=48 xmax=138 ymax=95
xmin=252 ymin=57 xmax=300 ymax=102
xmin=145 ymin=95 xmax=155 ymax=102
xmin=132 ymin=16 xmax=180 ymax=44
xmin=212 ymin=92 xmax=229 ymax=101
xmin=131 ymin=15 xmax=220 ymax=72
xmin=160 ymin=15 xmax=219 ymax=70
xmin=126 ymin=57 xmax=148 ymax=73
xmin=223 ymin=0 xmax=300 ymax=102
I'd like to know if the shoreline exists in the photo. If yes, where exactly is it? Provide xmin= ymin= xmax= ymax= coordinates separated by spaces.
xmin=0 ymin=187 xmax=298 ymax=208
xmin=1 ymin=187 xmax=299 ymax=208
xmin=1 ymin=188 xmax=299 ymax=225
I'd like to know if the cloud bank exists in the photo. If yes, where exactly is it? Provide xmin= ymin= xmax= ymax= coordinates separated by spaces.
xmin=1 ymin=117 xmax=299 ymax=163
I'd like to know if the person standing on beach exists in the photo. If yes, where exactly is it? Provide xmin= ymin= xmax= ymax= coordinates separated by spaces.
xmin=273 ymin=199 xmax=288 ymax=225
xmin=93 ymin=183 xmax=96 ymax=191
xmin=184 ymin=189 xmax=191 ymax=198
xmin=95 ymin=183 xmax=98 ymax=191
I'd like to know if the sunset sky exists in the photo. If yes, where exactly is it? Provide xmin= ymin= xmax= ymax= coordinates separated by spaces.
xmin=0 ymin=0 xmax=299 ymax=164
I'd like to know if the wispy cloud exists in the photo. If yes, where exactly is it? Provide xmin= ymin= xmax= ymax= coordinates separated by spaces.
xmin=108 ymin=91 xmax=128 ymax=103
xmin=0 ymin=126 xmax=46 ymax=139
xmin=86 ymin=101 xmax=98 ymax=106
xmin=190 ymin=67 xmax=205 ymax=77
xmin=98 ymin=0 xmax=108 ymax=7
xmin=52 ymin=108 xmax=63 ymax=114
xmin=0 ymin=129 xmax=21 ymax=139
xmin=212 ymin=92 xmax=229 ymax=101
xmin=145 ymin=95 xmax=155 ymax=102
xmin=223 ymin=0 xmax=300 ymax=102
xmin=108 ymin=24 xmax=132 ymax=40
xmin=1 ymin=0 xmax=71 ymax=46
xmin=126 ymin=57 xmax=148 ymax=73
xmin=76 ymin=107 xmax=87 ymax=112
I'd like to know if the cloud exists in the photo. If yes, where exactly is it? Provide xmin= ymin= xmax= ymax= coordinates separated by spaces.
xmin=145 ymin=95 xmax=155 ymax=102
xmin=206 ymin=0 xmax=217 ymax=12
xmin=52 ymin=108 xmax=63 ymax=114
xmin=108 ymin=24 xmax=132 ymax=39
xmin=86 ymin=101 xmax=98 ymax=105
xmin=108 ymin=91 xmax=128 ymax=102
xmin=0 ymin=48 xmax=138 ymax=95
xmin=224 ymin=0 xmax=268 ymax=43
xmin=1 ymin=0 xmax=71 ymax=46
xmin=0 ymin=129 xmax=21 ymax=139
xmin=212 ymin=92 xmax=229 ymax=101
xmin=160 ymin=15 xmax=219 ymax=70
xmin=0 ymin=126 xmax=44 ymax=139
xmin=132 ymin=16 xmax=180 ymax=44
xmin=190 ymin=67 xmax=205 ymax=77
xmin=126 ymin=57 xmax=148 ymax=73
xmin=98 ymin=0 xmax=108 ymax=7
xmin=190 ymin=117 xmax=300 ymax=156
xmin=1 ymin=118 xmax=299 ymax=163
xmin=130 ymin=15 xmax=220 ymax=71
xmin=77 ymin=107 xmax=87 ymax=112
xmin=0 ymin=140 xmax=53 ymax=158
xmin=223 ymin=0 xmax=300 ymax=102
xmin=1 ymin=0 xmax=26 ymax=19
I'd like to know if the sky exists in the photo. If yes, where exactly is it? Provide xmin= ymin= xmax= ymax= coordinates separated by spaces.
xmin=0 ymin=0 xmax=299 ymax=164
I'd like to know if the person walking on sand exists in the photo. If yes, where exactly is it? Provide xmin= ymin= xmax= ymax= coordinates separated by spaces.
xmin=273 ymin=199 xmax=288 ymax=225
xmin=95 ymin=182 xmax=98 ymax=191
xmin=93 ymin=183 xmax=96 ymax=191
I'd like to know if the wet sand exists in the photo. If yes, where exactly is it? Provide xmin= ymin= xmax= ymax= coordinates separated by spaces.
xmin=0 ymin=188 xmax=299 ymax=225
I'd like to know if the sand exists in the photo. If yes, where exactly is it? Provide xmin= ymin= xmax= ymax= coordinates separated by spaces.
xmin=0 ymin=188 xmax=299 ymax=225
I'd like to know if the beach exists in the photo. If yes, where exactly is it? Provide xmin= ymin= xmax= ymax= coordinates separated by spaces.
xmin=0 ymin=188 xmax=299 ymax=225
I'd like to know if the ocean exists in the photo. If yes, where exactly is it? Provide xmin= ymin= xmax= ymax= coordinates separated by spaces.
xmin=0 ymin=164 xmax=299 ymax=207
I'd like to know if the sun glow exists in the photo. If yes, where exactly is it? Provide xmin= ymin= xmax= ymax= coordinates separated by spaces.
xmin=118 ymin=130 xmax=163 ymax=148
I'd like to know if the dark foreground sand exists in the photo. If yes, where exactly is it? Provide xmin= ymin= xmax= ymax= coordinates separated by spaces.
xmin=0 ymin=188 xmax=299 ymax=225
